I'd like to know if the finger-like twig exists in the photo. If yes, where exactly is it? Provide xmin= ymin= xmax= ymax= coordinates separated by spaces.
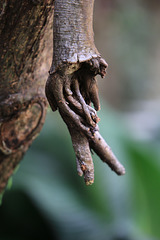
xmin=66 ymin=94 xmax=99 ymax=124
xmin=73 ymin=78 xmax=96 ymax=127
xmin=64 ymin=76 xmax=73 ymax=96
xmin=48 ymin=73 xmax=89 ymax=133
xmin=88 ymin=76 xmax=100 ymax=111
xmin=69 ymin=128 xmax=94 ymax=185
xmin=89 ymin=131 xmax=125 ymax=175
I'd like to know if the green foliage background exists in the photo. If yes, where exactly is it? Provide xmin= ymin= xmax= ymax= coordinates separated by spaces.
xmin=0 ymin=105 xmax=159 ymax=240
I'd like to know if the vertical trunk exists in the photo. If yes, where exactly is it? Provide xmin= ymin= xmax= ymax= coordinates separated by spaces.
xmin=0 ymin=0 xmax=54 ymax=193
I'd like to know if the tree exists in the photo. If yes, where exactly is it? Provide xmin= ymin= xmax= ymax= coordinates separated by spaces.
xmin=0 ymin=0 xmax=125 ymax=194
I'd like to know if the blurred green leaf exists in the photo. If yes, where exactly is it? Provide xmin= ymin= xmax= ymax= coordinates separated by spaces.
xmin=126 ymin=142 xmax=160 ymax=239
xmin=0 ymin=106 xmax=159 ymax=240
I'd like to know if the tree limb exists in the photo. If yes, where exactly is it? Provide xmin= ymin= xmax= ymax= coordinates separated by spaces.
xmin=45 ymin=0 xmax=125 ymax=185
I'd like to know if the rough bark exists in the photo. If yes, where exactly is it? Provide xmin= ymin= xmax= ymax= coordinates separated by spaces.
xmin=0 ymin=0 xmax=54 ymax=193
xmin=46 ymin=0 xmax=125 ymax=185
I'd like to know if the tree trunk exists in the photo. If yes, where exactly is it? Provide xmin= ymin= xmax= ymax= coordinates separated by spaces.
xmin=0 ymin=0 xmax=54 ymax=193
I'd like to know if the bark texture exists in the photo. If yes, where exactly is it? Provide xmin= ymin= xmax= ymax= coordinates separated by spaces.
xmin=46 ymin=0 xmax=125 ymax=185
xmin=50 ymin=0 xmax=99 ymax=73
xmin=0 ymin=0 xmax=54 ymax=193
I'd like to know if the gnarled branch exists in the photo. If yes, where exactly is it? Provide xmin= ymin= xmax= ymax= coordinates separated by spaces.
xmin=45 ymin=0 xmax=125 ymax=185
